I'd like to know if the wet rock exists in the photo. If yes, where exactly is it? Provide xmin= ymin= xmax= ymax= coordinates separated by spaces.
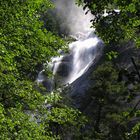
xmin=56 ymin=62 xmax=72 ymax=77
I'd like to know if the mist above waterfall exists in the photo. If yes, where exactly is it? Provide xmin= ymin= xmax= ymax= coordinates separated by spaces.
xmin=52 ymin=0 xmax=93 ymax=35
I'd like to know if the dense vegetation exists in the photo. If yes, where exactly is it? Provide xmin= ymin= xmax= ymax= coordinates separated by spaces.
xmin=77 ymin=0 xmax=140 ymax=47
xmin=76 ymin=0 xmax=140 ymax=139
xmin=0 ymin=0 xmax=140 ymax=140
xmin=0 ymin=0 xmax=86 ymax=139
xmin=78 ymin=62 xmax=140 ymax=139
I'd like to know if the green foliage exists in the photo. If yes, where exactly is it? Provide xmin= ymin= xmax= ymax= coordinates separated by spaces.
xmin=1 ymin=0 xmax=139 ymax=139
xmin=0 ymin=0 xmax=87 ymax=139
xmin=0 ymin=0 xmax=62 ymax=108
xmin=0 ymin=92 xmax=87 ymax=139
xmin=106 ymin=51 xmax=118 ymax=60
xmin=128 ymin=122 xmax=140 ymax=139
xmin=0 ymin=104 xmax=52 ymax=140
xmin=77 ymin=0 xmax=140 ymax=47
xmin=0 ymin=0 xmax=64 ymax=80
xmin=81 ymin=62 xmax=140 ymax=139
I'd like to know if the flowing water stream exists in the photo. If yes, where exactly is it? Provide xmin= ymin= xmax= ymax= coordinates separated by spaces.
xmin=37 ymin=0 xmax=103 ymax=86
xmin=53 ymin=32 xmax=102 ymax=84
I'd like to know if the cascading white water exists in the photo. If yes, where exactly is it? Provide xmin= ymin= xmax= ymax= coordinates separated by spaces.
xmin=50 ymin=32 xmax=102 ymax=84
xmin=37 ymin=0 xmax=103 ymax=85
xmin=67 ymin=33 xmax=100 ymax=83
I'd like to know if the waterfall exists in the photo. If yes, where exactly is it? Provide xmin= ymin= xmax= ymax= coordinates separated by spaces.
xmin=51 ymin=32 xmax=103 ymax=84
xmin=37 ymin=0 xmax=103 ymax=86
xmin=67 ymin=33 xmax=101 ymax=83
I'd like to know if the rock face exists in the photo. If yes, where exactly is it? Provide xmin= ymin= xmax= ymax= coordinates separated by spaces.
xmin=56 ymin=62 xmax=72 ymax=77
xmin=114 ymin=42 xmax=140 ymax=70
xmin=42 ymin=79 xmax=54 ymax=92
xmin=55 ymin=54 xmax=73 ymax=78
